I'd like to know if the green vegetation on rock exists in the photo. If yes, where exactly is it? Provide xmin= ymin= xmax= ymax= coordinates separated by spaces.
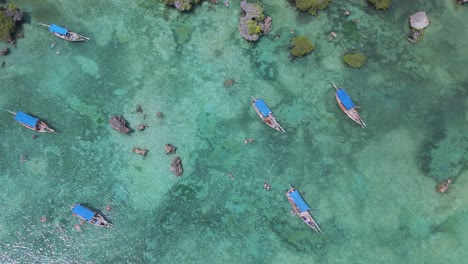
xmin=293 ymin=0 xmax=331 ymax=16
xmin=0 ymin=11 xmax=15 ymax=40
xmin=290 ymin=36 xmax=315 ymax=58
xmin=342 ymin=53 xmax=367 ymax=68
xmin=368 ymin=0 xmax=392 ymax=10
xmin=246 ymin=20 xmax=261 ymax=35
xmin=254 ymin=3 xmax=265 ymax=21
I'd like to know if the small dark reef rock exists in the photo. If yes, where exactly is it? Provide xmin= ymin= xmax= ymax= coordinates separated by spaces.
xmin=109 ymin=116 xmax=130 ymax=134
xmin=170 ymin=156 xmax=183 ymax=176
xmin=223 ymin=79 xmax=236 ymax=88
xmin=165 ymin=144 xmax=177 ymax=154
xmin=239 ymin=0 xmax=272 ymax=42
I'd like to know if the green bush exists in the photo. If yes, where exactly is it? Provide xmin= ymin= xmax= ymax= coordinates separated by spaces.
xmin=0 ymin=11 xmax=15 ymax=40
xmin=7 ymin=3 xmax=19 ymax=11
xmin=294 ymin=0 xmax=331 ymax=16
xmin=254 ymin=3 xmax=265 ymax=21
xmin=368 ymin=0 xmax=392 ymax=10
xmin=342 ymin=53 xmax=367 ymax=68
xmin=246 ymin=20 xmax=261 ymax=35
xmin=290 ymin=36 xmax=315 ymax=58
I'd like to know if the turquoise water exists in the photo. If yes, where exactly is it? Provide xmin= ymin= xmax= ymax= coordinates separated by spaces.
xmin=0 ymin=0 xmax=467 ymax=263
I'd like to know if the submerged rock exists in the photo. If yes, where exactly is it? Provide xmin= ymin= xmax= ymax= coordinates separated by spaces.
xmin=170 ymin=156 xmax=183 ymax=176
xmin=109 ymin=116 xmax=130 ymax=134
xmin=223 ymin=79 xmax=236 ymax=88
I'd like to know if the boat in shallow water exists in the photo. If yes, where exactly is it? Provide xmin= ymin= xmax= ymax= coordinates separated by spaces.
xmin=252 ymin=97 xmax=285 ymax=133
xmin=40 ymin=23 xmax=90 ymax=42
xmin=286 ymin=186 xmax=323 ymax=233
xmin=71 ymin=204 xmax=111 ymax=227
xmin=7 ymin=110 xmax=56 ymax=133
xmin=332 ymin=81 xmax=366 ymax=128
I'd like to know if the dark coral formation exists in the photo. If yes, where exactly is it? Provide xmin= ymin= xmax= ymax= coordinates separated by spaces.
xmin=170 ymin=156 xmax=183 ymax=176
xmin=238 ymin=0 xmax=272 ymax=42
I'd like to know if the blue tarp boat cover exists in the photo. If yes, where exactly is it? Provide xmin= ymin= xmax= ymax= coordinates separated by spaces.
xmin=336 ymin=89 xmax=355 ymax=110
xmin=49 ymin=24 xmax=68 ymax=35
xmin=72 ymin=204 xmax=95 ymax=221
xmin=254 ymin=99 xmax=272 ymax=117
xmin=14 ymin=111 xmax=38 ymax=127
xmin=289 ymin=190 xmax=310 ymax=212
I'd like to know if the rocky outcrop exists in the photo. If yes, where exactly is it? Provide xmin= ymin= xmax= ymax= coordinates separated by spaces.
xmin=109 ymin=116 xmax=130 ymax=134
xmin=238 ymin=0 xmax=272 ymax=42
xmin=165 ymin=144 xmax=177 ymax=154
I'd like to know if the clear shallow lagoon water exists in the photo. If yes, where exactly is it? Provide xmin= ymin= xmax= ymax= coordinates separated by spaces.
xmin=0 ymin=0 xmax=467 ymax=263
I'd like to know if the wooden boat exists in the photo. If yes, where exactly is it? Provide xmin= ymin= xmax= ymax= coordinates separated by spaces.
xmin=39 ymin=23 xmax=90 ymax=42
xmin=71 ymin=204 xmax=111 ymax=228
xmin=332 ymin=81 xmax=366 ymax=128
xmin=252 ymin=97 xmax=285 ymax=133
xmin=7 ymin=110 xmax=56 ymax=133
xmin=286 ymin=185 xmax=323 ymax=233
